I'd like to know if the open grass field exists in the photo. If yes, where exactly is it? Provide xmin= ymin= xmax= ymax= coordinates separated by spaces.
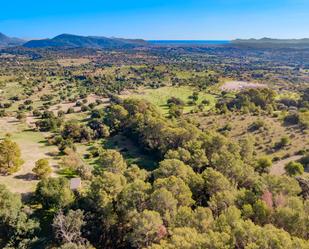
xmin=0 ymin=118 xmax=59 ymax=194
xmin=121 ymin=86 xmax=217 ymax=115
xmin=1 ymin=81 xmax=24 ymax=99
xmin=173 ymin=70 xmax=215 ymax=79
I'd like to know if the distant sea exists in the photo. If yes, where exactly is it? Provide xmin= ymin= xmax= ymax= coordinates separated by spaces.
xmin=148 ymin=40 xmax=231 ymax=46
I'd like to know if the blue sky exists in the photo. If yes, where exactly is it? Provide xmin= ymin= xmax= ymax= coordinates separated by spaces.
xmin=0 ymin=0 xmax=308 ymax=40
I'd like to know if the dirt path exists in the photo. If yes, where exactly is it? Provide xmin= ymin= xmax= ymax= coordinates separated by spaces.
xmin=270 ymin=155 xmax=303 ymax=175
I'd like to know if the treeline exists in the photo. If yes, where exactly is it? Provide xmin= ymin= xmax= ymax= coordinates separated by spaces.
xmin=1 ymin=98 xmax=309 ymax=249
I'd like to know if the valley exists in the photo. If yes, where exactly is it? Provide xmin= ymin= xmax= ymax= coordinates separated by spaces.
xmin=0 ymin=38 xmax=308 ymax=248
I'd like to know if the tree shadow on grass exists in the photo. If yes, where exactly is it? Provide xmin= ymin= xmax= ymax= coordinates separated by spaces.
xmin=38 ymin=139 xmax=50 ymax=146
xmin=14 ymin=172 xmax=37 ymax=181
xmin=23 ymin=128 xmax=37 ymax=132
xmin=45 ymin=151 xmax=60 ymax=159
xmin=7 ymin=120 xmax=19 ymax=124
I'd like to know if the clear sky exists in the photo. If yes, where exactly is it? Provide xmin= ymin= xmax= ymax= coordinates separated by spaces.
xmin=0 ymin=0 xmax=308 ymax=40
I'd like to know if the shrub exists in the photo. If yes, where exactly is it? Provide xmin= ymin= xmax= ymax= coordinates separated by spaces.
xmin=167 ymin=97 xmax=185 ymax=107
xmin=255 ymin=157 xmax=272 ymax=174
xmin=284 ymin=161 xmax=304 ymax=176
xmin=274 ymin=136 xmax=290 ymax=149
xmin=67 ymin=107 xmax=75 ymax=114
xmin=298 ymin=110 xmax=309 ymax=128
xmin=248 ymin=119 xmax=267 ymax=132
xmin=33 ymin=159 xmax=52 ymax=179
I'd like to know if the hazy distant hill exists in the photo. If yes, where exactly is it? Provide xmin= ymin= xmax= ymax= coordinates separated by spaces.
xmin=0 ymin=33 xmax=25 ymax=47
xmin=24 ymin=34 xmax=148 ymax=49
xmin=232 ymin=38 xmax=309 ymax=48
xmin=149 ymin=40 xmax=230 ymax=46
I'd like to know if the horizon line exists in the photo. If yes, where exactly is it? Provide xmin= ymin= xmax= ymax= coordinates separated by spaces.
xmin=2 ymin=32 xmax=309 ymax=41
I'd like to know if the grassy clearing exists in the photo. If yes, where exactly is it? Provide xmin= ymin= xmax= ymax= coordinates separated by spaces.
xmin=75 ymin=142 xmax=100 ymax=167
xmin=57 ymin=168 xmax=78 ymax=178
xmin=0 ymin=81 xmax=23 ymax=99
xmin=0 ymin=117 xmax=28 ymax=136
xmin=75 ymin=134 xmax=158 ymax=171
xmin=121 ymin=86 xmax=216 ymax=115
xmin=174 ymin=70 xmax=214 ymax=79
xmin=0 ymin=118 xmax=59 ymax=194
xmin=104 ymin=134 xmax=158 ymax=170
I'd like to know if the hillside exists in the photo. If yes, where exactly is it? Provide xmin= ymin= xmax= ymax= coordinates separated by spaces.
xmin=0 ymin=32 xmax=25 ymax=47
xmin=24 ymin=34 xmax=149 ymax=49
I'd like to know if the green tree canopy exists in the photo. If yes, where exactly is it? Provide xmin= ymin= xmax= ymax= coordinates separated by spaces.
xmin=0 ymin=136 xmax=24 ymax=175
xmin=35 ymin=177 xmax=75 ymax=209
xmin=33 ymin=158 xmax=52 ymax=179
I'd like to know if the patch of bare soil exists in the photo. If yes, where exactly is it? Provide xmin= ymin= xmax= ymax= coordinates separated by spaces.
xmin=270 ymin=155 xmax=303 ymax=175
xmin=221 ymin=81 xmax=266 ymax=91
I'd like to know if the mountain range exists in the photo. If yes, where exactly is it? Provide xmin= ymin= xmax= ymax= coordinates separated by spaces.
xmin=23 ymin=34 xmax=148 ymax=49
xmin=232 ymin=38 xmax=309 ymax=48
xmin=0 ymin=33 xmax=25 ymax=47
xmin=1 ymin=32 xmax=309 ymax=49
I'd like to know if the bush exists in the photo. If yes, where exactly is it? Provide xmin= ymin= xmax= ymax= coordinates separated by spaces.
xmin=298 ymin=110 xmax=309 ymax=128
xmin=283 ymin=111 xmax=299 ymax=125
xmin=67 ymin=107 xmax=75 ymax=114
xmin=32 ymin=109 xmax=41 ymax=117
xmin=33 ymin=159 xmax=52 ymax=179
xmin=16 ymin=112 xmax=26 ymax=121
xmin=80 ymin=105 xmax=90 ymax=112
xmin=255 ymin=157 xmax=272 ymax=174
xmin=169 ymin=105 xmax=183 ymax=118
xmin=202 ymin=99 xmax=210 ymax=105
xmin=299 ymin=154 xmax=309 ymax=169
xmin=248 ymin=119 xmax=267 ymax=132
xmin=24 ymin=99 xmax=33 ymax=105
xmin=0 ymin=110 xmax=5 ymax=117
xmin=167 ymin=97 xmax=185 ymax=107
xmin=284 ymin=161 xmax=304 ymax=176
xmin=274 ymin=136 xmax=290 ymax=149
xmin=75 ymin=101 xmax=82 ymax=107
